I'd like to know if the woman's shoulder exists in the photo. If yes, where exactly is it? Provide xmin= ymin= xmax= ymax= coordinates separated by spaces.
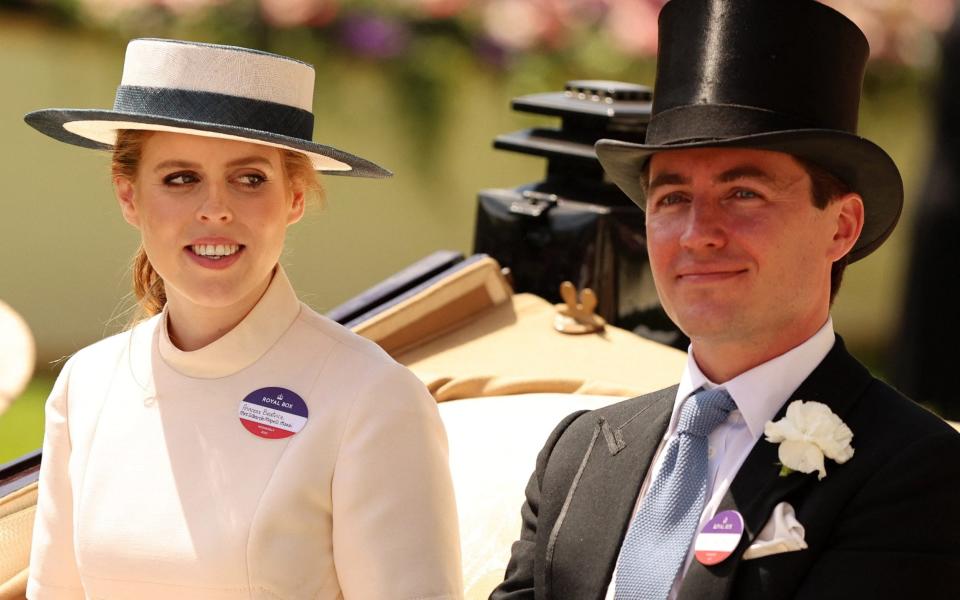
xmin=289 ymin=304 xmax=432 ymax=412
xmin=45 ymin=315 xmax=160 ymax=412
xmin=68 ymin=314 xmax=160 ymax=371
xmin=292 ymin=303 xmax=401 ymax=373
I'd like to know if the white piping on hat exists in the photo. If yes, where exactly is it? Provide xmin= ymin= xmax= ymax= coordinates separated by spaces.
xmin=63 ymin=120 xmax=352 ymax=172
xmin=121 ymin=39 xmax=316 ymax=112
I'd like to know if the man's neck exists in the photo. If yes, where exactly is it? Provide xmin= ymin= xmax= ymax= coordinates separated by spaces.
xmin=690 ymin=313 xmax=831 ymax=383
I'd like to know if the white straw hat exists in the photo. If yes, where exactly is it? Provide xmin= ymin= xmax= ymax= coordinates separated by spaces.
xmin=0 ymin=300 xmax=35 ymax=417
xmin=25 ymin=38 xmax=391 ymax=177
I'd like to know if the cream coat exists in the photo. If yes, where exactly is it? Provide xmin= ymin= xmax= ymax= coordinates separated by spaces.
xmin=27 ymin=268 xmax=463 ymax=600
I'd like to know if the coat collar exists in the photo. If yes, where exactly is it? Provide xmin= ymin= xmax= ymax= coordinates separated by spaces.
xmin=677 ymin=335 xmax=872 ymax=599
xmin=158 ymin=266 xmax=302 ymax=379
xmin=545 ymin=386 xmax=676 ymax=599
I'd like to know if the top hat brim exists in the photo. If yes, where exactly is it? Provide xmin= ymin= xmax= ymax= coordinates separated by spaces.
xmin=24 ymin=109 xmax=392 ymax=178
xmin=595 ymin=130 xmax=903 ymax=262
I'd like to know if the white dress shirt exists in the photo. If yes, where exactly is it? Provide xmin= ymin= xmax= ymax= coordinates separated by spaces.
xmin=606 ymin=318 xmax=835 ymax=600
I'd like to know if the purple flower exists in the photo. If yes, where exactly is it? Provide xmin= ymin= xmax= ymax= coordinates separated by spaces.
xmin=473 ymin=36 xmax=511 ymax=69
xmin=339 ymin=14 xmax=411 ymax=59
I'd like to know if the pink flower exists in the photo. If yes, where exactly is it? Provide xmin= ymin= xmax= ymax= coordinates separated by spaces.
xmin=399 ymin=0 xmax=472 ymax=20
xmin=822 ymin=0 xmax=956 ymax=65
xmin=158 ymin=0 xmax=225 ymax=16
xmin=603 ymin=0 xmax=663 ymax=57
xmin=260 ymin=0 xmax=338 ymax=28
xmin=912 ymin=0 xmax=956 ymax=32
xmin=482 ymin=0 xmax=553 ymax=51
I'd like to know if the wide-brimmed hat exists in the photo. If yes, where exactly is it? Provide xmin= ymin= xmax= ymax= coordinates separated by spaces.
xmin=595 ymin=0 xmax=903 ymax=262
xmin=25 ymin=38 xmax=391 ymax=178
xmin=0 ymin=300 xmax=35 ymax=417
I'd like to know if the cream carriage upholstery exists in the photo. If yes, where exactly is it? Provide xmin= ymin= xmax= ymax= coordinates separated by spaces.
xmin=356 ymin=256 xmax=686 ymax=401
xmin=359 ymin=256 xmax=686 ymax=597
xmin=0 ymin=483 xmax=36 ymax=599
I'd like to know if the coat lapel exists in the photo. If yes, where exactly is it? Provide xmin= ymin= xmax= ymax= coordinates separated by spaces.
xmin=546 ymin=386 xmax=676 ymax=599
xmin=678 ymin=336 xmax=872 ymax=600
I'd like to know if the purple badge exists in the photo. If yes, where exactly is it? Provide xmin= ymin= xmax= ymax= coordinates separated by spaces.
xmin=238 ymin=387 xmax=308 ymax=440
xmin=694 ymin=510 xmax=744 ymax=565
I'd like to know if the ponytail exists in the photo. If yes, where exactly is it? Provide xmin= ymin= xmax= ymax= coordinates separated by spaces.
xmin=132 ymin=243 xmax=166 ymax=317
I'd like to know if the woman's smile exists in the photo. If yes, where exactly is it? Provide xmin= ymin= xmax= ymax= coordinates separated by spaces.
xmin=185 ymin=237 xmax=246 ymax=269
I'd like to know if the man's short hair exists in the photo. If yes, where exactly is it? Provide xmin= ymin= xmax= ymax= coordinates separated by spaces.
xmin=638 ymin=154 xmax=852 ymax=303
xmin=793 ymin=158 xmax=851 ymax=304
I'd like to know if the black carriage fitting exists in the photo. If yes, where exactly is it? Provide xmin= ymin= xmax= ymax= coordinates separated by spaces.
xmin=493 ymin=79 xmax=652 ymax=194
xmin=0 ymin=449 xmax=42 ymax=499
xmin=325 ymin=250 xmax=465 ymax=326
xmin=473 ymin=80 xmax=686 ymax=348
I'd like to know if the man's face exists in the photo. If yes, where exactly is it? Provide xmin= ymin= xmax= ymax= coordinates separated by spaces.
xmin=645 ymin=147 xmax=859 ymax=354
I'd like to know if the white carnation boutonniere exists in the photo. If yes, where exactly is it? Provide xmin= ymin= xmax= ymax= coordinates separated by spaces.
xmin=764 ymin=400 xmax=854 ymax=480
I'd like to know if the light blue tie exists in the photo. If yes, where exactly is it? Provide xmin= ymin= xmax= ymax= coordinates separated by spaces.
xmin=613 ymin=388 xmax=737 ymax=600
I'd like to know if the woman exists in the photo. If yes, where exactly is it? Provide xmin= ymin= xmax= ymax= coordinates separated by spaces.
xmin=24 ymin=38 xmax=462 ymax=599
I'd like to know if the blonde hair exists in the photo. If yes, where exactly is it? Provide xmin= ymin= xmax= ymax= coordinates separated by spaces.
xmin=112 ymin=129 xmax=322 ymax=318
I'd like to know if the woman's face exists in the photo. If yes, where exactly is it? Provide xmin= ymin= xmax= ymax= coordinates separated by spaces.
xmin=115 ymin=131 xmax=305 ymax=314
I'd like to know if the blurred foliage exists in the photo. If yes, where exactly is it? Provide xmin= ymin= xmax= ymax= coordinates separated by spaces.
xmin=0 ymin=376 xmax=52 ymax=464
xmin=1 ymin=0 xmax=952 ymax=159
xmin=2 ymin=0 xmax=953 ymax=64
xmin=0 ymin=0 xmax=952 ymax=162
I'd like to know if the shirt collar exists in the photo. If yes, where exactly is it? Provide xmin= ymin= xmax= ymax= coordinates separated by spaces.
xmin=157 ymin=266 xmax=302 ymax=379
xmin=676 ymin=317 xmax=836 ymax=439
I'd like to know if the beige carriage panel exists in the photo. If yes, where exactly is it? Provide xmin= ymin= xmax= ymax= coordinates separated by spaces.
xmin=400 ymin=293 xmax=685 ymax=400
xmin=0 ymin=481 xmax=37 ymax=600
xmin=352 ymin=256 xmax=513 ymax=356
xmin=352 ymin=256 xmax=685 ymax=399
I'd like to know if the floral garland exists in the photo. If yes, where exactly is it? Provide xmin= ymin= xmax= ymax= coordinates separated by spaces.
xmin=9 ymin=0 xmax=956 ymax=68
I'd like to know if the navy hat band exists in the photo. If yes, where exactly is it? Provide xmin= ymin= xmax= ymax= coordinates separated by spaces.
xmin=113 ymin=86 xmax=315 ymax=141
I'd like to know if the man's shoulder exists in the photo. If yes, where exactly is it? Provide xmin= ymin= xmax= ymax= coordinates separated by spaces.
xmin=809 ymin=336 xmax=955 ymax=440
xmin=848 ymin=375 xmax=958 ymax=449
xmin=559 ymin=384 xmax=675 ymax=431
xmin=811 ymin=345 xmax=960 ymax=498
xmin=540 ymin=385 xmax=678 ymax=465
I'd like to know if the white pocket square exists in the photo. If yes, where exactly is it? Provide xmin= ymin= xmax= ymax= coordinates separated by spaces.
xmin=742 ymin=501 xmax=808 ymax=560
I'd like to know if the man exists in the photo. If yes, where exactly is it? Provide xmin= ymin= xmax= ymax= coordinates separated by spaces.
xmin=491 ymin=1 xmax=960 ymax=599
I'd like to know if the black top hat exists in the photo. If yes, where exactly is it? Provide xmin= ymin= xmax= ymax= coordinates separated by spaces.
xmin=595 ymin=0 xmax=903 ymax=262
xmin=25 ymin=39 xmax=390 ymax=178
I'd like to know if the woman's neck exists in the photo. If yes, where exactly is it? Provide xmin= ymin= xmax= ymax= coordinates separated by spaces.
xmin=164 ymin=271 xmax=274 ymax=352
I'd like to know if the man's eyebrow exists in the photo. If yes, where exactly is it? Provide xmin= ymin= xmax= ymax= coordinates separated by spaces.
xmin=715 ymin=165 xmax=776 ymax=184
xmin=648 ymin=172 xmax=690 ymax=192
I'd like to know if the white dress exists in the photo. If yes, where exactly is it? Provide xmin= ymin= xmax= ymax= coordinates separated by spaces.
xmin=27 ymin=268 xmax=463 ymax=600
